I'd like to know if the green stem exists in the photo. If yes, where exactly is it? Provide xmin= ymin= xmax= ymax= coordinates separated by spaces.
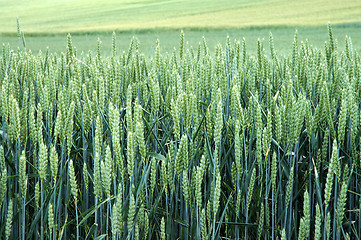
xmin=41 ymin=181 xmax=44 ymax=240
xmin=22 ymin=197 xmax=25 ymax=240
xmin=323 ymin=205 xmax=328 ymax=239
xmin=107 ymin=201 xmax=109 ymax=240
xmin=245 ymin=208 xmax=248 ymax=240
xmin=53 ymin=195 xmax=56 ymax=240
xmin=272 ymin=189 xmax=274 ymax=240
xmin=57 ymin=140 xmax=66 ymax=235
xmin=75 ymin=201 xmax=79 ymax=240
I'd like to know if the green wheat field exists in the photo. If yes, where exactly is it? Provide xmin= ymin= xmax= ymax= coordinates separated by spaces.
xmin=0 ymin=0 xmax=361 ymax=239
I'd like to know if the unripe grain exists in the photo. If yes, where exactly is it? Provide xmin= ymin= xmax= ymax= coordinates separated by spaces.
xmin=69 ymin=159 xmax=78 ymax=202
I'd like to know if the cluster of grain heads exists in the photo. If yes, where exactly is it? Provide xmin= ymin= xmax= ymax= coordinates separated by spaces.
xmin=0 ymin=26 xmax=360 ymax=239
xmin=324 ymin=140 xmax=338 ymax=206
xmin=19 ymin=152 xmax=27 ymax=198
xmin=0 ymin=165 xmax=6 ymax=208
xmin=68 ymin=159 xmax=78 ymax=201
xmin=127 ymin=191 xmax=136 ymax=238
xmin=314 ymin=204 xmax=322 ymax=240
xmin=5 ymin=199 xmax=13 ymax=240
xmin=336 ymin=180 xmax=348 ymax=237
xmin=298 ymin=191 xmax=310 ymax=240
xmin=48 ymin=203 xmax=54 ymax=237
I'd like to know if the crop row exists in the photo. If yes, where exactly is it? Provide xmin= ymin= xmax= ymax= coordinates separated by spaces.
xmin=0 ymin=25 xmax=360 ymax=239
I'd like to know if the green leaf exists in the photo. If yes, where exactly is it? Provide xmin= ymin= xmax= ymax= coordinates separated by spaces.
xmin=147 ymin=152 xmax=166 ymax=161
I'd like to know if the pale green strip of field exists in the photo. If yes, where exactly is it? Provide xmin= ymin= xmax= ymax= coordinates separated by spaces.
xmin=1 ymin=0 xmax=360 ymax=55
xmin=1 ymin=26 xmax=361 ymax=57
xmin=0 ymin=0 xmax=360 ymax=34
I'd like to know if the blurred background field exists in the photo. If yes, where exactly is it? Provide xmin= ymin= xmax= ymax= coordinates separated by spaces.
xmin=0 ymin=0 xmax=361 ymax=54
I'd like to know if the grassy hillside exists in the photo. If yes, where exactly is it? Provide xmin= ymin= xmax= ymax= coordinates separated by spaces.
xmin=0 ymin=0 xmax=360 ymax=55
xmin=0 ymin=0 xmax=361 ymax=34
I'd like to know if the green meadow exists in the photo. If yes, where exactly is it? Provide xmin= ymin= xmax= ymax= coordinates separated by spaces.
xmin=1 ymin=0 xmax=361 ymax=54
xmin=1 ymin=0 xmax=361 ymax=33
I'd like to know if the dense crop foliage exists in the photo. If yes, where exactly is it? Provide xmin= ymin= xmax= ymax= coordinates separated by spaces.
xmin=0 ymin=25 xmax=360 ymax=239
